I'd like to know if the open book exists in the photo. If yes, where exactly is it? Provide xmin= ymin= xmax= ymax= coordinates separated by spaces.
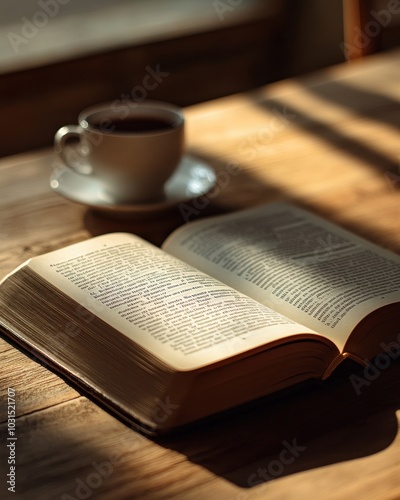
xmin=1 ymin=202 xmax=400 ymax=433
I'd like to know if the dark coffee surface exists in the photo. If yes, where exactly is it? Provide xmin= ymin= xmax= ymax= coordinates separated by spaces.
xmin=92 ymin=116 xmax=175 ymax=133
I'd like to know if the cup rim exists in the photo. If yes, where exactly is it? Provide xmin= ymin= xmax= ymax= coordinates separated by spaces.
xmin=78 ymin=100 xmax=184 ymax=137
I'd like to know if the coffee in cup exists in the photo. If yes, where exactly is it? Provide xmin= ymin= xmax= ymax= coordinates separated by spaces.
xmin=54 ymin=101 xmax=185 ymax=203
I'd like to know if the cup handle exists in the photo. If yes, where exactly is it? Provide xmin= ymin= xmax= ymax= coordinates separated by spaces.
xmin=54 ymin=125 xmax=92 ymax=175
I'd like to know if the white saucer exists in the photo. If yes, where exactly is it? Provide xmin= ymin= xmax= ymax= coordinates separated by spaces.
xmin=50 ymin=155 xmax=217 ymax=216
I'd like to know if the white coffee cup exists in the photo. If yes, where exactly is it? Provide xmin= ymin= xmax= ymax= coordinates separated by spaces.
xmin=54 ymin=101 xmax=185 ymax=203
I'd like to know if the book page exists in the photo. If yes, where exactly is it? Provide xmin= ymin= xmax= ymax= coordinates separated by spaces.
xmin=28 ymin=233 xmax=317 ymax=371
xmin=163 ymin=203 xmax=400 ymax=350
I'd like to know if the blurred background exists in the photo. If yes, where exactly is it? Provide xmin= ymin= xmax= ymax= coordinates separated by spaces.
xmin=0 ymin=0 xmax=399 ymax=157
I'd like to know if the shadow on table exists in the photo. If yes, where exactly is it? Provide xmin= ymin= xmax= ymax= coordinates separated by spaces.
xmin=157 ymin=359 xmax=400 ymax=488
xmin=249 ymin=68 xmax=400 ymax=175
xmin=82 ymin=147 xmax=288 ymax=246
xmin=304 ymin=79 xmax=400 ymax=132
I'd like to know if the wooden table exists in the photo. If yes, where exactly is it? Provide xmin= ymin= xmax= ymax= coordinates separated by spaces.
xmin=1 ymin=48 xmax=400 ymax=500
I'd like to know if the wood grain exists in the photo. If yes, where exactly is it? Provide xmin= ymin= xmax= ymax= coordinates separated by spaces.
xmin=1 ymin=48 xmax=400 ymax=499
